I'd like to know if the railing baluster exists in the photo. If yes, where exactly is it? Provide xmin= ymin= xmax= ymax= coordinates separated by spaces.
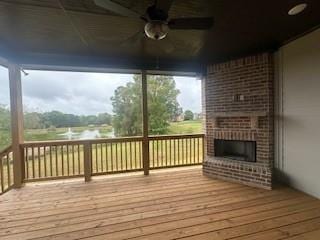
xmin=66 ymin=145 xmax=70 ymax=176
xmin=105 ymin=143 xmax=109 ymax=173
xmin=115 ymin=143 xmax=118 ymax=171
xmin=156 ymin=140 xmax=159 ymax=168
xmin=6 ymin=154 xmax=10 ymax=187
xmin=25 ymin=147 xmax=29 ymax=179
xmin=134 ymin=141 xmax=137 ymax=169
xmin=49 ymin=146 xmax=52 ymax=176
xmin=109 ymin=143 xmax=113 ymax=172
xmin=78 ymin=144 xmax=81 ymax=174
xmin=100 ymin=143 xmax=104 ymax=173
xmin=31 ymin=147 xmax=35 ymax=179
xmin=165 ymin=139 xmax=168 ymax=167
xmin=0 ymin=156 xmax=4 ymax=192
xmin=178 ymin=139 xmax=181 ymax=165
xmin=120 ymin=142 xmax=123 ymax=171
xmin=72 ymin=145 xmax=75 ymax=175
xmin=189 ymin=138 xmax=191 ymax=164
xmin=129 ymin=141 xmax=134 ymax=170
xmin=95 ymin=144 xmax=98 ymax=173
xmin=169 ymin=139 xmax=172 ymax=166
xmin=61 ymin=145 xmax=65 ymax=176
xmin=43 ymin=146 xmax=47 ymax=177
xmin=38 ymin=147 xmax=41 ymax=178
xmin=55 ymin=146 xmax=58 ymax=177
xmin=125 ymin=142 xmax=128 ymax=171
xmin=151 ymin=140 xmax=154 ymax=168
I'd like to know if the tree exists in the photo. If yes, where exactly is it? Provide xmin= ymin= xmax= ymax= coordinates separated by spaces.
xmin=147 ymin=75 xmax=180 ymax=134
xmin=111 ymin=75 xmax=181 ymax=136
xmin=0 ymin=105 xmax=11 ymax=151
xmin=0 ymin=104 xmax=10 ymax=130
xmin=24 ymin=112 xmax=44 ymax=129
xmin=184 ymin=110 xmax=194 ymax=121
xmin=96 ymin=113 xmax=112 ymax=125
xmin=111 ymin=80 xmax=142 ymax=136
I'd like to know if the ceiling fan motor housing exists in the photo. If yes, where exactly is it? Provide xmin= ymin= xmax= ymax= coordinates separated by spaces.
xmin=144 ymin=21 xmax=169 ymax=40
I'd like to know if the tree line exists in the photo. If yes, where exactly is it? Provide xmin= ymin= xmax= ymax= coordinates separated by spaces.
xmin=24 ymin=111 xmax=112 ymax=129
xmin=0 ymin=105 xmax=112 ymax=130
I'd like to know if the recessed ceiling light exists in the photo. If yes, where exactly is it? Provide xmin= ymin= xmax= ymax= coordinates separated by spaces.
xmin=288 ymin=3 xmax=308 ymax=15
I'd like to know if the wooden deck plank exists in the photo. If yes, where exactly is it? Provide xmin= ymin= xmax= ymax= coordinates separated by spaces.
xmin=0 ymin=167 xmax=319 ymax=240
xmin=285 ymin=229 xmax=320 ymax=239
xmin=0 ymin=189 xmax=299 ymax=238
xmin=232 ymin=217 xmax=320 ymax=240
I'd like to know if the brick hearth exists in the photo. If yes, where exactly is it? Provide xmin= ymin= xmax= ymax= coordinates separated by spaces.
xmin=203 ymin=53 xmax=274 ymax=189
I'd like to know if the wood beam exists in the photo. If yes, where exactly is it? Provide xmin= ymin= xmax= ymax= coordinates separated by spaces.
xmin=9 ymin=63 xmax=25 ymax=188
xmin=141 ymin=70 xmax=149 ymax=175
xmin=83 ymin=141 xmax=92 ymax=182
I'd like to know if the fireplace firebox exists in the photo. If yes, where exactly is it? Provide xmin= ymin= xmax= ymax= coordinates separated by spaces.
xmin=214 ymin=139 xmax=256 ymax=162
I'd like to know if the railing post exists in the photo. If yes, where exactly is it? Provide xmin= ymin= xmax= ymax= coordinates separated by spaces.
xmin=141 ymin=70 xmax=149 ymax=175
xmin=9 ymin=63 xmax=25 ymax=188
xmin=83 ymin=141 xmax=92 ymax=182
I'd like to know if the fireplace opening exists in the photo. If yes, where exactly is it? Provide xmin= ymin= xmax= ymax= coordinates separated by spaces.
xmin=214 ymin=139 xmax=256 ymax=162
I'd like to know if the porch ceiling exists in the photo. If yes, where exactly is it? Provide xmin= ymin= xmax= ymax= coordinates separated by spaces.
xmin=0 ymin=0 xmax=320 ymax=72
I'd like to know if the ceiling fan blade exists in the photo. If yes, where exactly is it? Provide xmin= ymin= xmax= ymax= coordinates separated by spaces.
xmin=155 ymin=0 xmax=174 ymax=13
xmin=168 ymin=17 xmax=214 ymax=30
xmin=121 ymin=31 xmax=144 ymax=46
xmin=94 ymin=0 xmax=141 ymax=18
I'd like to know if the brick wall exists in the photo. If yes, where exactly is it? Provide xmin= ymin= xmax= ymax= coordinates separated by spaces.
xmin=203 ymin=53 xmax=274 ymax=189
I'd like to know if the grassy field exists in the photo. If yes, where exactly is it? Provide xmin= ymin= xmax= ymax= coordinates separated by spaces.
xmin=168 ymin=120 xmax=203 ymax=134
xmin=23 ymin=120 xmax=203 ymax=141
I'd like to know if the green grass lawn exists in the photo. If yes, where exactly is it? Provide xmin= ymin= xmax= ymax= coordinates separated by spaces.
xmin=167 ymin=120 xmax=203 ymax=134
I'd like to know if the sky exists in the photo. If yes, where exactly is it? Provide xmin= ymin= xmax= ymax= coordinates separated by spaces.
xmin=0 ymin=67 xmax=202 ymax=115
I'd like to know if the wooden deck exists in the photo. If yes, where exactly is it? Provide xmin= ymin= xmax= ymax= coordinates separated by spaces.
xmin=1 ymin=167 xmax=320 ymax=240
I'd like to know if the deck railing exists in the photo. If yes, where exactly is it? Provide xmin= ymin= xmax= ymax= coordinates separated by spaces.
xmin=22 ymin=140 xmax=85 ymax=181
xmin=0 ymin=146 xmax=14 ymax=194
xmin=91 ymin=137 xmax=143 ymax=175
xmin=18 ymin=134 xmax=204 ymax=182
xmin=149 ymin=134 xmax=204 ymax=169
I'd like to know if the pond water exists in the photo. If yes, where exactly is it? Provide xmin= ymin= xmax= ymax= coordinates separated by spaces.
xmin=59 ymin=128 xmax=115 ymax=140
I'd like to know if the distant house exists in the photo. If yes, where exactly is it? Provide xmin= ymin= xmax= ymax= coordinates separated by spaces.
xmin=193 ymin=112 xmax=203 ymax=120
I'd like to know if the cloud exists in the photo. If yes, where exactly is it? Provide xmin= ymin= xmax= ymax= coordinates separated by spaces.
xmin=174 ymin=76 xmax=202 ymax=113
xmin=21 ymin=71 xmax=133 ymax=115
xmin=0 ymin=69 xmax=202 ymax=115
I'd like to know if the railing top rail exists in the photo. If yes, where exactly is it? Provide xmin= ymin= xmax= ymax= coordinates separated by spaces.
xmin=21 ymin=134 xmax=205 ymax=147
xmin=22 ymin=136 xmax=144 ymax=147
xmin=148 ymin=133 xmax=205 ymax=140
xmin=0 ymin=145 xmax=12 ymax=159
xmin=89 ymin=136 xmax=143 ymax=144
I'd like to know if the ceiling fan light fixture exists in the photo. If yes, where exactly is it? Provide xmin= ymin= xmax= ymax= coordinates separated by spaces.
xmin=144 ymin=21 xmax=169 ymax=40
xmin=288 ymin=3 xmax=307 ymax=15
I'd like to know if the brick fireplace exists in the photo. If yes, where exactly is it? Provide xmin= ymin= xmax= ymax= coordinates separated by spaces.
xmin=203 ymin=53 xmax=274 ymax=189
